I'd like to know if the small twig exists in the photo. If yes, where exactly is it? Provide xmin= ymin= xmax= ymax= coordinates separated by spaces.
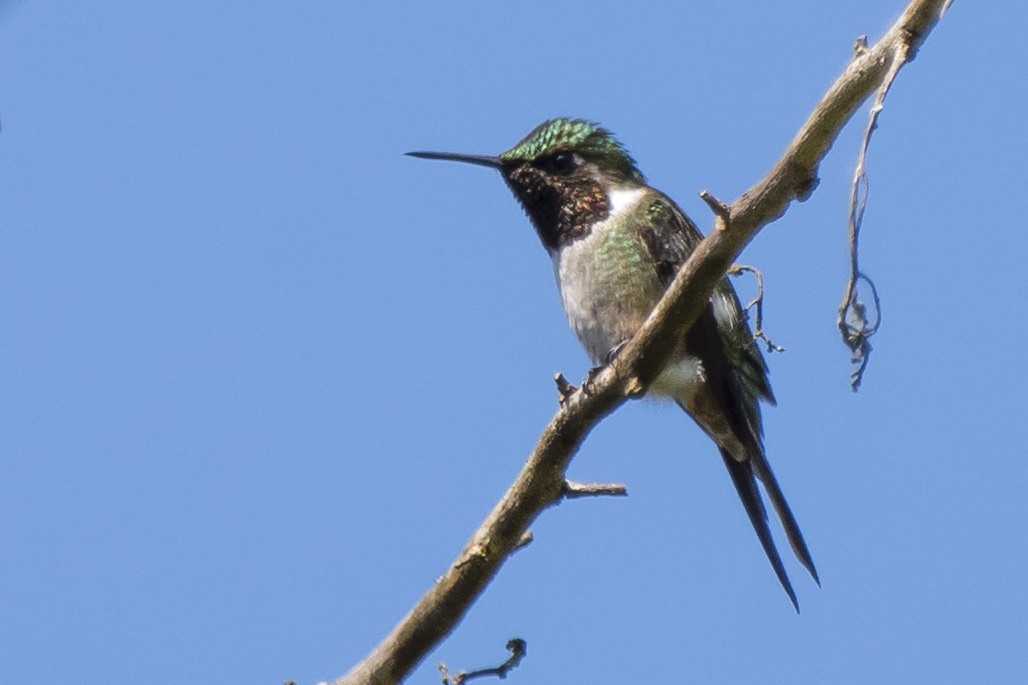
xmin=439 ymin=639 xmax=527 ymax=685
xmin=728 ymin=264 xmax=785 ymax=353
xmin=562 ymin=480 xmax=629 ymax=499
xmin=837 ymin=40 xmax=909 ymax=390
xmin=512 ymin=530 xmax=534 ymax=552
xmin=698 ymin=189 xmax=731 ymax=229
xmin=553 ymin=373 xmax=576 ymax=405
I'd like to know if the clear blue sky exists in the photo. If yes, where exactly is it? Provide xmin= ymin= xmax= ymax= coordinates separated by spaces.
xmin=2 ymin=2 xmax=1025 ymax=683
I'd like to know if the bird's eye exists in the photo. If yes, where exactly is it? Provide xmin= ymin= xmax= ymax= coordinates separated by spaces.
xmin=546 ymin=150 xmax=578 ymax=175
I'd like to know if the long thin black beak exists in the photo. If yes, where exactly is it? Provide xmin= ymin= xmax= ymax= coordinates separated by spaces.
xmin=406 ymin=151 xmax=503 ymax=169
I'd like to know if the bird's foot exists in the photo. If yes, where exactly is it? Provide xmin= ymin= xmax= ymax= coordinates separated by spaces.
xmin=605 ymin=341 xmax=628 ymax=364
xmin=580 ymin=342 xmax=631 ymax=396
xmin=581 ymin=365 xmax=605 ymax=396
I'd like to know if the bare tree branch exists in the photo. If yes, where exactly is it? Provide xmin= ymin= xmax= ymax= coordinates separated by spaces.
xmin=438 ymin=639 xmax=527 ymax=685
xmin=333 ymin=2 xmax=952 ymax=683
xmin=728 ymin=264 xmax=785 ymax=353
xmin=837 ymin=30 xmax=911 ymax=390
xmin=562 ymin=479 xmax=629 ymax=499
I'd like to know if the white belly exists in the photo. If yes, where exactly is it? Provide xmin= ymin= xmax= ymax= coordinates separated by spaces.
xmin=550 ymin=186 xmax=709 ymax=403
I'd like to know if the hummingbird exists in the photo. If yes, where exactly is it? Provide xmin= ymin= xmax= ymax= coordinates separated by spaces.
xmin=408 ymin=118 xmax=819 ymax=610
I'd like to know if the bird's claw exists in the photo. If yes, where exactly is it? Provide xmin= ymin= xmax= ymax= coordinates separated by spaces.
xmin=581 ymin=341 xmax=632 ymax=396
xmin=581 ymin=365 xmax=605 ymax=396
xmin=605 ymin=341 xmax=628 ymax=364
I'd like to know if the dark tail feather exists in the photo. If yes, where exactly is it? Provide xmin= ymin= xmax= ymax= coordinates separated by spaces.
xmin=751 ymin=457 xmax=821 ymax=586
xmin=719 ymin=449 xmax=799 ymax=612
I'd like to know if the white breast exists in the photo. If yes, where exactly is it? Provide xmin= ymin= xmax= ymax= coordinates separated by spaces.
xmin=550 ymin=186 xmax=708 ymax=403
xmin=550 ymin=186 xmax=649 ymax=363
